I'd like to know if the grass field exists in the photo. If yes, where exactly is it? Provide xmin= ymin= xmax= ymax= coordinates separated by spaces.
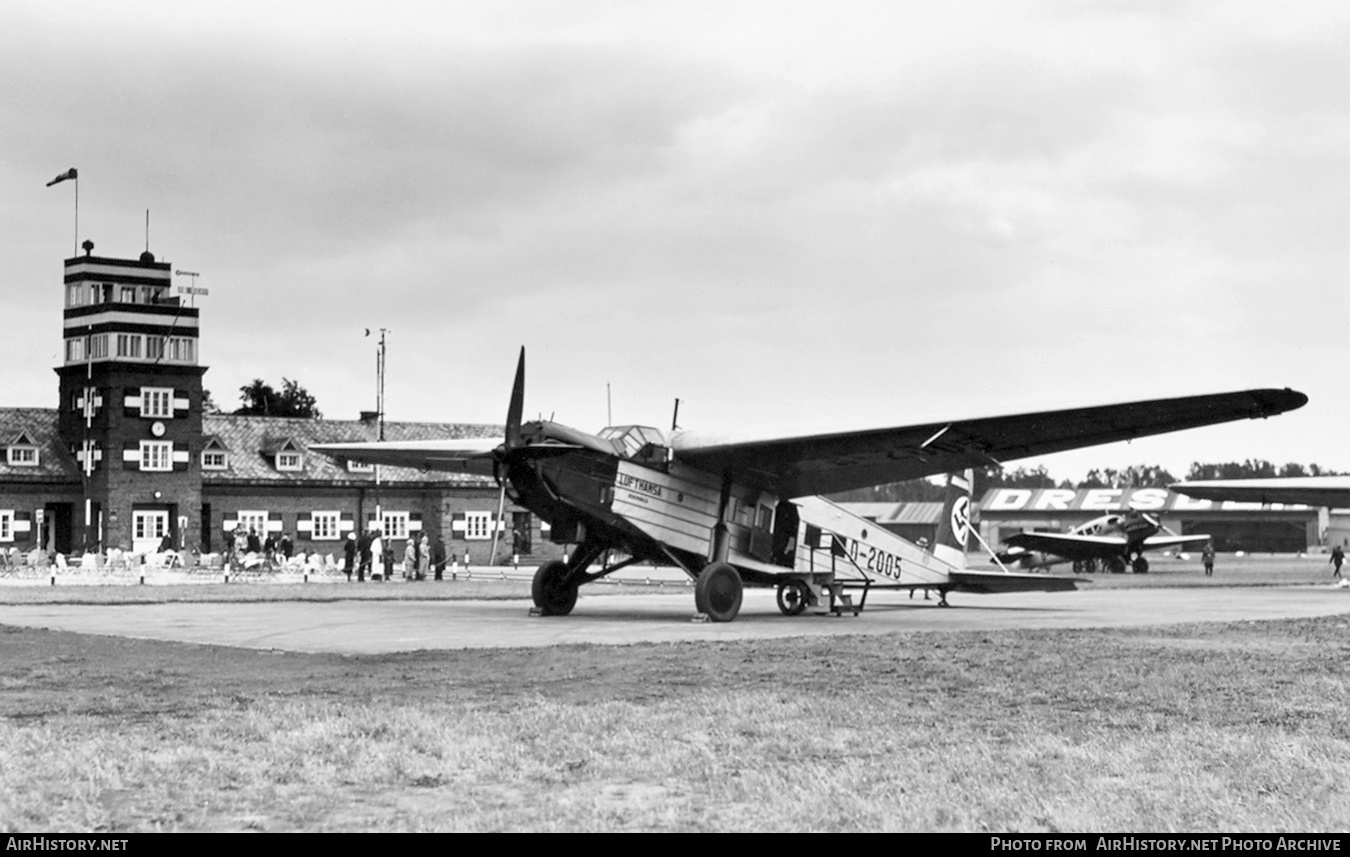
xmin=1 ymin=554 xmax=1348 ymax=832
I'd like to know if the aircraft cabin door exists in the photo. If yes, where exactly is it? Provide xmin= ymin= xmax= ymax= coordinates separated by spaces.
xmin=749 ymin=501 xmax=776 ymax=562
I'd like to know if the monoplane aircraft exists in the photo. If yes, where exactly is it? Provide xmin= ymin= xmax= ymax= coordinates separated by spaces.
xmin=999 ymin=510 xmax=1211 ymax=574
xmin=313 ymin=349 xmax=1305 ymax=621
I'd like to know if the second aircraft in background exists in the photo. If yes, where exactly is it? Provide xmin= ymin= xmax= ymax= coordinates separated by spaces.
xmin=999 ymin=510 xmax=1211 ymax=574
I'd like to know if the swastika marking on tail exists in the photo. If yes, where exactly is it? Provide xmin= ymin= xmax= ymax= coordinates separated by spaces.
xmin=950 ymin=496 xmax=971 ymax=544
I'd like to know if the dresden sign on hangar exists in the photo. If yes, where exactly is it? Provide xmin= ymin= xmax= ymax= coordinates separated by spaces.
xmin=980 ymin=488 xmax=1310 ymax=514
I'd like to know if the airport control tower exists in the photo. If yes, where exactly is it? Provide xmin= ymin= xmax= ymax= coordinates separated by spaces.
xmin=54 ymin=240 xmax=206 ymax=554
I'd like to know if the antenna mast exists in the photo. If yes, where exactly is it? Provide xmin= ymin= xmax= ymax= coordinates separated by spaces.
xmin=376 ymin=328 xmax=388 ymax=440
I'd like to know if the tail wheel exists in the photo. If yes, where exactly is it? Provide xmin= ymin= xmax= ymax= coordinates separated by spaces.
xmin=532 ymin=560 xmax=578 ymax=616
xmin=695 ymin=562 xmax=744 ymax=622
xmin=776 ymin=579 xmax=810 ymax=616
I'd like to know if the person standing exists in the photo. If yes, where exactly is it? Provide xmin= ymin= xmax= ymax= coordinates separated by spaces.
xmin=356 ymin=529 xmax=372 ymax=582
xmin=1202 ymin=542 xmax=1215 ymax=577
xmin=343 ymin=532 xmax=357 ymax=581
xmin=404 ymin=538 xmax=417 ymax=581
xmin=432 ymin=536 xmax=447 ymax=581
xmin=1331 ymin=544 xmax=1345 ymax=580
xmin=418 ymin=533 xmax=431 ymax=581
xmin=371 ymin=529 xmax=385 ymax=581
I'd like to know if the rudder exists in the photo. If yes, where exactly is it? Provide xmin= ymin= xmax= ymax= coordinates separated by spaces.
xmin=931 ymin=470 xmax=973 ymax=569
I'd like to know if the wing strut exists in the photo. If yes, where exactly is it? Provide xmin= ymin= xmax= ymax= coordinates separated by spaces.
xmin=966 ymin=522 xmax=1015 ymax=573
xmin=920 ymin=424 xmax=951 ymax=449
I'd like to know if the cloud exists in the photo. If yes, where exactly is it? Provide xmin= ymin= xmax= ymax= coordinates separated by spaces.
xmin=1 ymin=0 xmax=1347 ymax=481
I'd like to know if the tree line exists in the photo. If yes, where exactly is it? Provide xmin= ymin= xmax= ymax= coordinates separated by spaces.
xmin=202 ymin=378 xmax=323 ymax=418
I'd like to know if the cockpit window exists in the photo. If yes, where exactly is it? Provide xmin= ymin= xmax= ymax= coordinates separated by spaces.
xmin=598 ymin=425 xmax=668 ymax=462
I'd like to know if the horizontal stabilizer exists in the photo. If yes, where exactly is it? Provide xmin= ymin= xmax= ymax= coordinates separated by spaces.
xmin=949 ymin=570 xmax=1083 ymax=594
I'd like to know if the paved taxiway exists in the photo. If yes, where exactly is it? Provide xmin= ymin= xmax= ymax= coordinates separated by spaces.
xmin=0 ymin=585 xmax=1346 ymax=654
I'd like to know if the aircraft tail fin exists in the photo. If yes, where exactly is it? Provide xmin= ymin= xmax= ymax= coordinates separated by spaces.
xmin=931 ymin=470 xmax=974 ymax=570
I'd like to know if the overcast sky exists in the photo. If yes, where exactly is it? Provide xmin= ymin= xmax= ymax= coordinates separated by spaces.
xmin=3 ymin=0 xmax=1346 ymax=482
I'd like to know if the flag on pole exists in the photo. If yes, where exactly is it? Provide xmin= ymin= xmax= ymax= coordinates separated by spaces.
xmin=46 ymin=167 xmax=78 ymax=187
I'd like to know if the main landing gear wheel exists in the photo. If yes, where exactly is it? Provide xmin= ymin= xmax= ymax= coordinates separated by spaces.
xmin=776 ymin=579 xmax=810 ymax=616
xmin=532 ymin=560 xmax=578 ymax=616
xmin=1132 ymin=556 xmax=1149 ymax=574
xmin=695 ymin=562 xmax=744 ymax=622
xmin=1106 ymin=556 xmax=1127 ymax=574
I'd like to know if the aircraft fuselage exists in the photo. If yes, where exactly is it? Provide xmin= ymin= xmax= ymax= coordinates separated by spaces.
xmin=506 ymin=439 xmax=793 ymax=580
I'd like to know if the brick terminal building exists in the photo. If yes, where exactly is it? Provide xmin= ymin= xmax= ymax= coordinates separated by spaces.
xmin=0 ymin=241 xmax=557 ymax=565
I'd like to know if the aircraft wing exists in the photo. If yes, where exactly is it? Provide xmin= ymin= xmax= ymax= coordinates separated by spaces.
xmin=1002 ymin=532 xmax=1126 ymax=561
xmin=1170 ymin=476 xmax=1350 ymax=508
xmin=671 ymin=388 xmax=1306 ymax=497
xmin=309 ymin=438 xmax=503 ymax=477
xmin=948 ymin=570 xmax=1082 ymax=593
xmin=1141 ymin=534 xmax=1213 ymax=550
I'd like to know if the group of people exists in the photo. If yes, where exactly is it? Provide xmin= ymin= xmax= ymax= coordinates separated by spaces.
xmin=342 ymin=530 xmax=448 ymax=582
xmin=224 ymin=527 xmax=295 ymax=569
xmin=219 ymin=524 xmax=456 ymax=580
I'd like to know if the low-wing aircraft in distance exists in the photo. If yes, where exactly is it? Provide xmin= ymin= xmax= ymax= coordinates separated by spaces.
xmin=1170 ymin=476 xmax=1350 ymax=508
xmin=313 ymin=349 xmax=1305 ymax=622
xmin=999 ymin=510 xmax=1211 ymax=574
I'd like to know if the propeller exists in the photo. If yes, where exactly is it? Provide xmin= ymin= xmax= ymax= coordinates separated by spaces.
xmin=1156 ymin=518 xmax=1185 ymax=537
xmin=505 ymin=346 xmax=525 ymax=452
xmin=491 ymin=347 xmax=527 ymax=566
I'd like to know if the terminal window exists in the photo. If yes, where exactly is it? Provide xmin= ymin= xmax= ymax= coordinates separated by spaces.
xmin=139 ymin=441 xmax=173 ymax=472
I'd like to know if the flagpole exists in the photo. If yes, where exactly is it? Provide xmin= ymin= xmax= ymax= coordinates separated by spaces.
xmin=45 ymin=168 xmax=79 ymax=255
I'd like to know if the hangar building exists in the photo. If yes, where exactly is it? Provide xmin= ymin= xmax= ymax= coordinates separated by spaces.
xmin=976 ymin=486 xmax=1322 ymax=553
